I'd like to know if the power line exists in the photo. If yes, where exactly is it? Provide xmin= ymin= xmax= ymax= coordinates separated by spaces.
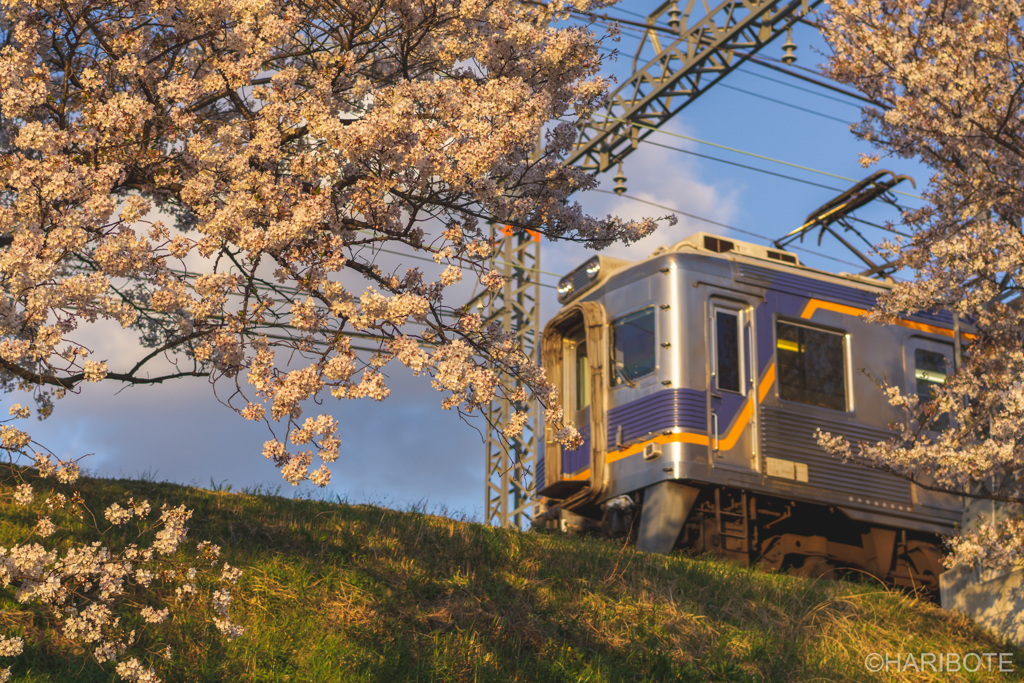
xmin=600 ymin=5 xmax=649 ymax=20
xmin=551 ymin=7 xmax=913 ymax=267
xmin=578 ymin=21 xmax=920 ymax=223
xmin=846 ymin=214 xmax=911 ymax=238
xmin=563 ymin=121 xmax=915 ymax=223
xmin=595 ymin=189 xmax=890 ymax=273
xmin=560 ymin=113 xmax=852 ymax=192
xmin=585 ymin=41 xmax=898 ymax=192
xmin=589 ymin=44 xmax=859 ymax=128
xmin=592 ymin=113 xmax=922 ymax=200
xmin=737 ymin=67 xmax=864 ymax=110
xmin=591 ymin=137 xmax=913 ymax=239
xmin=634 ymin=136 xmax=846 ymax=192
xmin=716 ymin=83 xmax=851 ymax=124
xmin=595 ymin=189 xmax=747 ymax=234
xmin=741 ymin=55 xmax=881 ymax=108
xmin=568 ymin=7 xmax=675 ymax=35
xmin=141 ymin=238 xmax=561 ymax=304
xmin=344 ymin=228 xmax=563 ymax=282
xmin=369 ymin=242 xmax=562 ymax=281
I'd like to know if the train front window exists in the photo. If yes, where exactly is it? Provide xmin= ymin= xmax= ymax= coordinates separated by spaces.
xmin=715 ymin=310 xmax=741 ymax=393
xmin=776 ymin=321 xmax=847 ymax=411
xmin=612 ymin=307 xmax=655 ymax=384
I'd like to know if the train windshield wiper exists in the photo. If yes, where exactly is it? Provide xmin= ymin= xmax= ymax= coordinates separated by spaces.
xmin=613 ymin=362 xmax=637 ymax=388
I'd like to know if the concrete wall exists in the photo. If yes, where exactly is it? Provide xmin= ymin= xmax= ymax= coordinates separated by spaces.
xmin=941 ymin=565 xmax=1024 ymax=647
xmin=940 ymin=497 xmax=1024 ymax=647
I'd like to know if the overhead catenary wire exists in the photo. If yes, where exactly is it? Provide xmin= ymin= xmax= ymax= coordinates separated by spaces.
xmin=599 ymin=5 xmax=649 ymax=20
xmin=580 ymin=47 xmax=895 ymax=194
xmin=569 ymin=15 xmax=918 ymax=240
xmin=742 ymin=55 xmax=882 ymax=108
xmin=595 ymin=188 xmax=897 ymax=274
xmin=588 ymin=42 xmax=855 ymax=126
xmin=352 ymin=200 xmax=886 ymax=292
xmin=124 ymin=240 xmax=560 ymax=304
xmin=352 ymin=236 xmax=563 ymax=282
xmin=715 ymin=83 xmax=851 ymax=124
xmin=621 ymin=134 xmax=847 ymax=193
xmin=599 ymin=133 xmax=916 ymax=239
xmin=574 ymin=8 xmax=883 ymax=109
xmin=737 ymin=67 xmax=864 ymax=110
xmin=594 ymin=189 xmax=745 ymax=235
xmin=846 ymin=214 xmax=911 ymax=238
xmin=561 ymin=114 xmax=848 ymax=194
xmin=589 ymin=113 xmax=923 ymax=201
xmin=564 ymin=6 xmax=919 ymax=215
xmin=562 ymin=79 xmax=906 ymax=205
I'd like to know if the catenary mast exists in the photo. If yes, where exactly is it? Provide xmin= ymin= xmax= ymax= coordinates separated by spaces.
xmin=483 ymin=0 xmax=822 ymax=528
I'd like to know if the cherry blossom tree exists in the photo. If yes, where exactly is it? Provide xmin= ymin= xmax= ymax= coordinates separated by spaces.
xmin=821 ymin=0 xmax=1024 ymax=570
xmin=0 ymin=1 xmax=665 ymax=678
xmin=0 ymin=0 xmax=660 ymax=488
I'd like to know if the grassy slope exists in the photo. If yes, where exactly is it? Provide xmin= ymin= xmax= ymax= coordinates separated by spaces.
xmin=2 ymin=477 xmax=1022 ymax=683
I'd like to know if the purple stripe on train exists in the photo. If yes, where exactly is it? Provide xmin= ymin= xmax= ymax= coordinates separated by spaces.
xmin=562 ymin=422 xmax=590 ymax=475
xmin=606 ymin=388 xmax=706 ymax=448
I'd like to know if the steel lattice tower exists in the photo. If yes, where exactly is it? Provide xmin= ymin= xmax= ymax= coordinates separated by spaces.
xmin=483 ymin=227 xmax=541 ymax=529
xmin=482 ymin=0 xmax=821 ymax=528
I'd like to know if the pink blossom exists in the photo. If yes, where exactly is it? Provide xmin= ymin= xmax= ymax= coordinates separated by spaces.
xmin=822 ymin=0 xmax=1024 ymax=567
xmin=13 ymin=484 xmax=32 ymax=506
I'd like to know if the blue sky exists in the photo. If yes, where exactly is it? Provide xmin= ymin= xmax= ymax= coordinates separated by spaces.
xmin=19 ymin=3 xmax=931 ymax=521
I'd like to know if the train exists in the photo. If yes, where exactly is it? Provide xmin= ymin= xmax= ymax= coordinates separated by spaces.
xmin=536 ymin=232 xmax=962 ymax=592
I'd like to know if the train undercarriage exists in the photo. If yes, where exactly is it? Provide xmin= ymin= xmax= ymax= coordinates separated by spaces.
xmin=542 ymin=483 xmax=947 ymax=599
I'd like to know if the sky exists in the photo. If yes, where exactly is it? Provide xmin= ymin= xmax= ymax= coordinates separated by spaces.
xmin=13 ymin=3 xmax=932 ymax=522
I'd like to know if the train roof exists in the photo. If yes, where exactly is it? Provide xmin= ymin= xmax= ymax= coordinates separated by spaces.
xmin=556 ymin=231 xmax=894 ymax=305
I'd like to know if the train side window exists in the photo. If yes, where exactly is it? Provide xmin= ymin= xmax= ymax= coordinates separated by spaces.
xmin=612 ymin=306 xmax=656 ymax=384
xmin=575 ymin=341 xmax=590 ymax=411
xmin=776 ymin=321 xmax=847 ymax=411
xmin=714 ymin=309 xmax=742 ymax=393
xmin=915 ymin=346 xmax=952 ymax=430
xmin=915 ymin=349 xmax=947 ymax=395
xmin=562 ymin=331 xmax=590 ymax=414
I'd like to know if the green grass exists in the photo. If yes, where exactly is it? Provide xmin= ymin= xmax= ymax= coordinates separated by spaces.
xmin=2 ymin=475 xmax=1022 ymax=682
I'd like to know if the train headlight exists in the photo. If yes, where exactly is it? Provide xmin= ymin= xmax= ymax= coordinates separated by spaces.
xmin=556 ymin=279 xmax=574 ymax=301
xmin=557 ymin=256 xmax=613 ymax=303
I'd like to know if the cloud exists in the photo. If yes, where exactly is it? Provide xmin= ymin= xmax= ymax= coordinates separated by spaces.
xmin=544 ymin=119 xmax=741 ymax=277
xmin=23 ymin=360 xmax=487 ymax=518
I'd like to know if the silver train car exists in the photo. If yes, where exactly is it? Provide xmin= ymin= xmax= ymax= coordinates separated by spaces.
xmin=537 ymin=232 xmax=961 ymax=591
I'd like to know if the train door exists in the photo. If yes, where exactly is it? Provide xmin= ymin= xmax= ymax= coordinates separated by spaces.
xmin=904 ymin=335 xmax=960 ymax=512
xmin=707 ymin=296 xmax=759 ymax=472
xmin=561 ymin=325 xmax=591 ymax=478
xmin=539 ymin=301 xmax=609 ymax=502
xmin=905 ymin=336 xmax=955 ymax=433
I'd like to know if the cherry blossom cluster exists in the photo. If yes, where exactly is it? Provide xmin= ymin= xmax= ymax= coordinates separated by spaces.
xmin=0 ymin=0 xmax=663 ymax=495
xmin=0 ymin=413 xmax=243 ymax=681
xmin=821 ymin=0 xmax=1024 ymax=569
